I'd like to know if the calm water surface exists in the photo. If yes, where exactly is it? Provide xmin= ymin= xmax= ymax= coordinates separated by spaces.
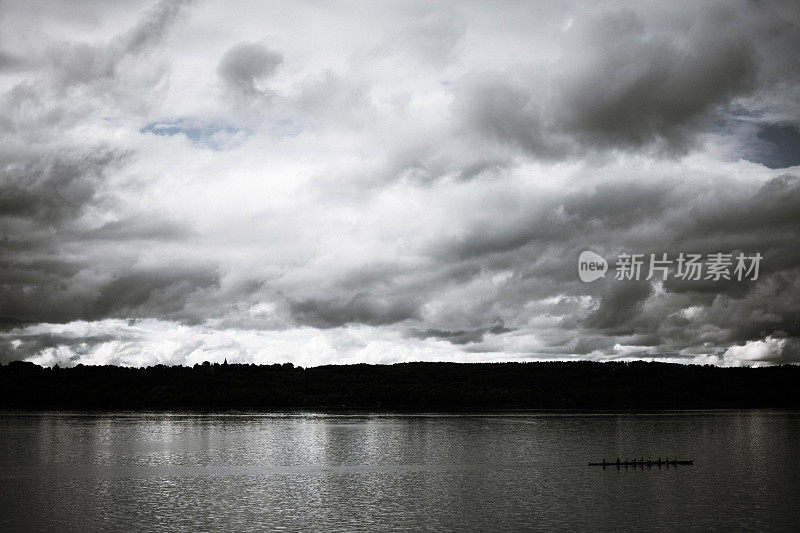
xmin=1 ymin=410 xmax=798 ymax=531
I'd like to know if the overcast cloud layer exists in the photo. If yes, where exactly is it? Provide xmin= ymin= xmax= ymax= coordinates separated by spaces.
xmin=1 ymin=0 xmax=799 ymax=367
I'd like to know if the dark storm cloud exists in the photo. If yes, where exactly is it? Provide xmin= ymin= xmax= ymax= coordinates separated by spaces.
xmin=92 ymin=265 xmax=220 ymax=321
xmin=454 ymin=73 xmax=562 ymax=158
xmin=431 ymin=173 xmax=799 ymax=293
xmin=455 ymin=2 xmax=800 ymax=157
xmin=411 ymin=322 xmax=513 ymax=346
xmin=0 ymin=148 xmax=142 ymax=325
xmin=0 ymin=263 xmax=219 ymax=325
xmin=584 ymin=281 xmax=653 ymax=332
xmin=0 ymin=149 xmax=125 ymax=226
xmin=217 ymin=42 xmax=283 ymax=96
xmin=572 ymin=336 xmax=617 ymax=356
xmin=555 ymin=7 xmax=757 ymax=151
xmin=0 ymin=147 xmax=204 ymax=328
xmin=437 ymin=213 xmax=555 ymax=261
xmin=671 ymin=174 xmax=800 ymax=253
xmin=289 ymin=294 xmax=419 ymax=329
xmin=427 ymin=180 xmax=682 ymax=266
xmin=576 ymin=175 xmax=800 ymax=359
xmin=405 ymin=167 xmax=800 ymax=362
xmin=561 ymin=182 xmax=679 ymax=230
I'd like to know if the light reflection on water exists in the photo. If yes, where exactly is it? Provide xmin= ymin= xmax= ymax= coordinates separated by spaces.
xmin=1 ymin=411 xmax=799 ymax=531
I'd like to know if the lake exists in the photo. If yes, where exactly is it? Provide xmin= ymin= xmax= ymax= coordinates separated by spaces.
xmin=1 ymin=411 xmax=798 ymax=531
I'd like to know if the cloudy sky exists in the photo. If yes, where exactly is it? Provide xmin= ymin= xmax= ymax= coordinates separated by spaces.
xmin=1 ymin=0 xmax=799 ymax=368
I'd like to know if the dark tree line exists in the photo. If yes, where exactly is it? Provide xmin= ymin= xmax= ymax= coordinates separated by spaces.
xmin=1 ymin=360 xmax=799 ymax=410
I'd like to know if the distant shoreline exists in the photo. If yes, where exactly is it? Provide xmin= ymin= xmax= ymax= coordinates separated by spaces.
xmin=2 ymin=360 xmax=799 ymax=411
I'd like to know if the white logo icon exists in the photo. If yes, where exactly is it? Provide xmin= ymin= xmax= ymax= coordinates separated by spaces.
xmin=578 ymin=251 xmax=608 ymax=282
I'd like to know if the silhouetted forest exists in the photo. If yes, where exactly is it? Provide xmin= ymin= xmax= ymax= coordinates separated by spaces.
xmin=1 ymin=360 xmax=799 ymax=410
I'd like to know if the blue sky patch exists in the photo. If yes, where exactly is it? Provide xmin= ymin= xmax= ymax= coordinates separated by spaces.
xmin=141 ymin=119 xmax=249 ymax=150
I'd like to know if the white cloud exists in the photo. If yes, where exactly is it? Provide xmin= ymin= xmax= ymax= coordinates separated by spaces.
xmin=721 ymin=336 xmax=795 ymax=367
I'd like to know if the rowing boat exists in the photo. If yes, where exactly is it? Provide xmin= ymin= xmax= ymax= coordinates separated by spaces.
xmin=588 ymin=460 xmax=693 ymax=466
